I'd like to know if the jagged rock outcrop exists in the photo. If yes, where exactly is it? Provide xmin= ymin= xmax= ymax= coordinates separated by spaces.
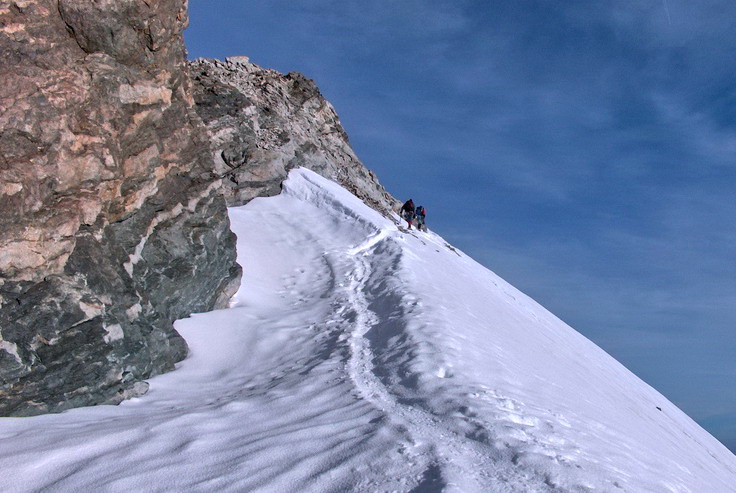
xmin=0 ymin=0 xmax=240 ymax=415
xmin=189 ymin=57 xmax=398 ymax=213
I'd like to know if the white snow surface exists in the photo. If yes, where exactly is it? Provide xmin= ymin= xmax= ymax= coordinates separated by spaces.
xmin=1 ymin=168 xmax=735 ymax=492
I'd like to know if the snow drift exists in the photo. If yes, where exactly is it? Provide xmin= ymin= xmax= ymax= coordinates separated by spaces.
xmin=0 ymin=168 xmax=734 ymax=492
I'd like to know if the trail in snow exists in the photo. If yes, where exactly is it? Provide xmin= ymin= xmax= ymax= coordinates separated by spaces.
xmin=0 ymin=168 xmax=734 ymax=493
xmin=287 ymin=169 xmax=590 ymax=490
xmin=343 ymin=228 xmax=571 ymax=491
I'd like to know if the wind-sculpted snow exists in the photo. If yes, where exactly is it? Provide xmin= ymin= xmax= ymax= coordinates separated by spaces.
xmin=0 ymin=168 xmax=735 ymax=492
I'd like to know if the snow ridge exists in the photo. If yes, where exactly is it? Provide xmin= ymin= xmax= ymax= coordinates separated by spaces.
xmin=344 ymin=229 xmax=506 ymax=491
xmin=340 ymin=222 xmax=600 ymax=491
xmin=0 ymin=168 xmax=734 ymax=493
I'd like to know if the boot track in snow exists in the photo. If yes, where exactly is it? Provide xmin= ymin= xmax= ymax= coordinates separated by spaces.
xmin=338 ymin=227 xmax=575 ymax=491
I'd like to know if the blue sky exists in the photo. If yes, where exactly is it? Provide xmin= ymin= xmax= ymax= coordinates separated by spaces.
xmin=185 ymin=1 xmax=736 ymax=453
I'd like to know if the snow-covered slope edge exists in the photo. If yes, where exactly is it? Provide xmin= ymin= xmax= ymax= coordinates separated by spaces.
xmin=0 ymin=168 xmax=734 ymax=492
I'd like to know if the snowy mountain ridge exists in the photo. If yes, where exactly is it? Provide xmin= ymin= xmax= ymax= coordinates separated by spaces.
xmin=1 ymin=168 xmax=734 ymax=492
xmin=1 ymin=2 xmax=396 ymax=415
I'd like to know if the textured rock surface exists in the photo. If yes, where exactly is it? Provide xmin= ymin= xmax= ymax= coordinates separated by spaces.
xmin=189 ymin=57 xmax=398 ymax=213
xmin=0 ymin=0 xmax=240 ymax=415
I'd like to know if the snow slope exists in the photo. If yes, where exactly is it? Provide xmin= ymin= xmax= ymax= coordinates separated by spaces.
xmin=1 ymin=168 xmax=735 ymax=492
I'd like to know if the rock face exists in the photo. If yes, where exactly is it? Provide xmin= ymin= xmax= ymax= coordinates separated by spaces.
xmin=189 ymin=57 xmax=398 ymax=213
xmin=0 ymin=1 xmax=240 ymax=415
xmin=0 ymin=2 xmax=395 ymax=417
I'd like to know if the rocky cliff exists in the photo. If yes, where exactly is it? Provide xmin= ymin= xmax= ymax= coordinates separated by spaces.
xmin=0 ymin=2 xmax=396 ymax=416
xmin=0 ymin=0 xmax=240 ymax=416
xmin=189 ymin=57 xmax=398 ymax=214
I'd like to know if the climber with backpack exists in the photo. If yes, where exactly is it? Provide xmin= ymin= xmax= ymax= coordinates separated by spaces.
xmin=415 ymin=205 xmax=427 ymax=232
xmin=400 ymin=199 xmax=416 ymax=229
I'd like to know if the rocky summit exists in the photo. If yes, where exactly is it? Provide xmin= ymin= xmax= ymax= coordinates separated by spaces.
xmin=189 ymin=56 xmax=398 ymax=214
xmin=0 ymin=1 xmax=394 ymax=415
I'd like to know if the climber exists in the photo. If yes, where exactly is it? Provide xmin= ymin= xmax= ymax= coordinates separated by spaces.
xmin=400 ymin=199 xmax=416 ymax=229
xmin=415 ymin=205 xmax=427 ymax=232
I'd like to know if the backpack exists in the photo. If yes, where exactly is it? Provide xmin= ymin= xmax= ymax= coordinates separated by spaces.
xmin=416 ymin=206 xmax=425 ymax=216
